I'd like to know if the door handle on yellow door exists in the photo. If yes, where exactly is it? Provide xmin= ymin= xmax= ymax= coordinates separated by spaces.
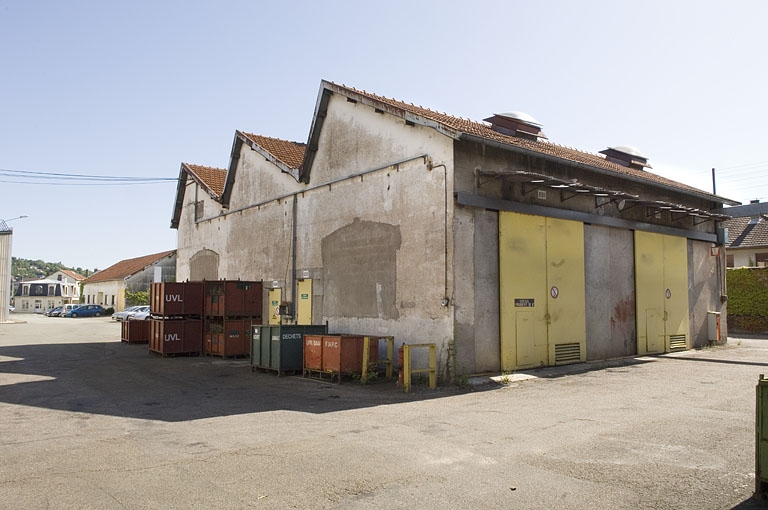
xmin=545 ymin=313 xmax=551 ymax=324
xmin=663 ymin=311 xmax=668 ymax=321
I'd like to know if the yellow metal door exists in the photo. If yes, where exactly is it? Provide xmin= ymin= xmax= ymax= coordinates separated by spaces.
xmin=296 ymin=279 xmax=312 ymax=325
xmin=635 ymin=231 xmax=665 ymax=354
xmin=663 ymin=235 xmax=690 ymax=350
xmin=545 ymin=217 xmax=586 ymax=365
xmin=500 ymin=212 xmax=547 ymax=370
xmin=634 ymin=231 xmax=690 ymax=354
xmin=499 ymin=213 xmax=586 ymax=370
xmin=268 ymin=288 xmax=282 ymax=325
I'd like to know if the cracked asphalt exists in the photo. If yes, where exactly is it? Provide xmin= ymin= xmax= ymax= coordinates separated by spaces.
xmin=1 ymin=314 xmax=767 ymax=509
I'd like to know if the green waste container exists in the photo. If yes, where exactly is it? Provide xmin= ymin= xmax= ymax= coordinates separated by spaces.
xmin=757 ymin=374 xmax=768 ymax=496
xmin=251 ymin=324 xmax=327 ymax=375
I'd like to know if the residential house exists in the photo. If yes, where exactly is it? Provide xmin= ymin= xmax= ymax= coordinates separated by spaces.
xmin=171 ymin=80 xmax=738 ymax=379
xmin=82 ymin=250 xmax=176 ymax=311
xmin=13 ymin=269 xmax=85 ymax=313
xmin=722 ymin=200 xmax=768 ymax=267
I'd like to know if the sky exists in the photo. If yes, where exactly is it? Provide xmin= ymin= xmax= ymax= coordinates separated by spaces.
xmin=1 ymin=1 xmax=766 ymax=271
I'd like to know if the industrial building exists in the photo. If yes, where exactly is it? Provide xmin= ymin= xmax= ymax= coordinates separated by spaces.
xmin=171 ymin=80 xmax=737 ymax=379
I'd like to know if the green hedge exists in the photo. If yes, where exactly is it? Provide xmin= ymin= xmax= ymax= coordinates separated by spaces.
xmin=726 ymin=267 xmax=768 ymax=316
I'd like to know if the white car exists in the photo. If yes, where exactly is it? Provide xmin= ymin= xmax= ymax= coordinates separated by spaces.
xmin=112 ymin=305 xmax=148 ymax=321
xmin=8 ymin=305 xmax=14 ymax=313
xmin=129 ymin=306 xmax=151 ymax=321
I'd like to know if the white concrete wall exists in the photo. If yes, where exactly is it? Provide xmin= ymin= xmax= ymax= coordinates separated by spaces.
xmin=729 ymin=248 xmax=768 ymax=268
xmin=82 ymin=280 xmax=123 ymax=308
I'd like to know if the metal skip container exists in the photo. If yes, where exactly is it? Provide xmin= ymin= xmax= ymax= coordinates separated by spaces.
xmin=150 ymin=281 xmax=204 ymax=317
xmin=315 ymin=335 xmax=379 ymax=382
xmin=121 ymin=320 xmax=150 ymax=344
xmin=251 ymin=324 xmax=328 ymax=375
xmin=149 ymin=319 xmax=203 ymax=356
xmin=205 ymin=280 xmax=263 ymax=320
xmin=205 ymin=319 xmax=250 ymax=357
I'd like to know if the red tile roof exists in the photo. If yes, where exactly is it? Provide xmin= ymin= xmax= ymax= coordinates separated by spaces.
xmin=60 ymin=269 xmax=86 ymax=281
xmin=326 ymin=81 xmax=727 ymax=201
xmin=241 ymin=133 xmax=306 ymax=169
xmin=183 ymin=163 xmax=226 ymax=198
xmin=83 ymin=250 xmax=176 ymax=284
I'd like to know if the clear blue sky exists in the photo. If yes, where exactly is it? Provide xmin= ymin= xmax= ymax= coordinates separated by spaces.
xmin=1 ymin=1 xmax=766 ymax=271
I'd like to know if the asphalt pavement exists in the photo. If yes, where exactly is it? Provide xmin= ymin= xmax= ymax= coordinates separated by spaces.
xmin=1 ymin=313 xmax=768 ymax=509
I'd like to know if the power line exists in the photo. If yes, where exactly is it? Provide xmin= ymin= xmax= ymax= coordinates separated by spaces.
xmin=0 ymin=167 xmax=178 ymax=185
xmin=0 ymin=179 xmax=176 ymax=186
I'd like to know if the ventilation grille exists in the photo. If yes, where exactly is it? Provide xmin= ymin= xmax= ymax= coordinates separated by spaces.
xmin=669 ymin=335 xmax=687 ymax=352
xmin=555 ymin=343 xmax=581 ymax=364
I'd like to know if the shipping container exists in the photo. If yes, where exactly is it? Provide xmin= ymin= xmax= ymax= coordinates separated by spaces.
xmin=205 ymin=280 xmax=263 ymax=319
xmin=251 ymin=324 xmax=327 ymax=375
xmin=121 ymin=320 xmax=150 ymax=344
xmin=150 ymin=282 xmax=204 ymax=317
xmin=149 ymin=319 xmax=203 ymax=356
xmin=205 ymin=319 xmax=250 ymax=357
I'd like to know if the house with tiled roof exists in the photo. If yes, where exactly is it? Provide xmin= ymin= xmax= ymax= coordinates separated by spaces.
xmin=82 ymin=250 xmax=176 ymax=311
xmin=171 ymin=79 xmax=739 ymax=379
xmin=723 ymin=200 xmax=768 ymax=267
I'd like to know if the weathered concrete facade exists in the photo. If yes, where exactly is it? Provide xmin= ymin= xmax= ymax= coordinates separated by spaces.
xmin=173 ymin=80 xmax=737 ymax=379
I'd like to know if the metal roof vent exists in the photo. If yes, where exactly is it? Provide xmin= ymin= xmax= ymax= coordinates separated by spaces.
xmin=484 ymin=112 xmax=548 ymax=141
xmin=599 ymin=145 xmax=651 ymax=170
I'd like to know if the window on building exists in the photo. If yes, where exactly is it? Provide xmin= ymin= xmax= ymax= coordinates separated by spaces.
xmin=111 ymin=295 xmax=116 ymax=305
xmin=22 ymin=301 xmax=29 ymax=310
xmin=757 ymin=252 xmax=768 ymax=267
xmin=48 ymin=285 xmax=55 ymax=295
xmin=22 ymin=285 xmax=29 ymax=296
xmin=195 ymin=200 xmax=204 ymax=221
xmin=726 ymin=254 xmax=734 ymax=268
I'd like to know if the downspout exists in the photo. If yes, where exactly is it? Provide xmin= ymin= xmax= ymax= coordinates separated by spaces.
xmin=291 ymin=194 xmax=298 ymax=319
xmin=427 ymin=159 xmax=450 ymax=307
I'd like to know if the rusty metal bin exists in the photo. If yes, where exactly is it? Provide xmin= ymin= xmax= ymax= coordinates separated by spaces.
xmin=303 ymin=335 xmax=324 ymax=372
xmin=205 ymin=319 xmax=249 ymax=357
xmin=121 ymin=320 xmax=150 ymax=344
xmin=319 ymin=335 xmax=378 ymax=381
xmin=251 ymin=324 xmax=327 ymax=375
xmin=149 ymin=319 xmax=203 ymax=356
xmin=205 ymin=280 xmax=263 ymax=319
xmin=150 ymin=282 xmax=203 ymax=317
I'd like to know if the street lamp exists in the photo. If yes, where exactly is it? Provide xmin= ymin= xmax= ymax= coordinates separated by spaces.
xmin=0 ymin=215 xmax=27 ymax=323
xmin=0 ymin=215 xmax=28 ymax=231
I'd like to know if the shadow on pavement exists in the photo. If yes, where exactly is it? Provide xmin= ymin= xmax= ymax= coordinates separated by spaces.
xmin=731 ymin=496 xmax=768 ymax=508
xmin=0 ymin=341 xmax=476 ymax=422
xmin=664 ymin=356 xmax=768 ymax=368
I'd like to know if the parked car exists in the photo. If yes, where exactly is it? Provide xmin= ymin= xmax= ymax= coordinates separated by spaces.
xmin=112 ymin=305 xmax=144 ymax=322
xmin=130 ymin=306 xmax=151 ymax=321
xmin=8 ymin=305 xmax=14 ymax=313
xmin=65 ymin=304 xmax=105 ymax=318
xmin=45 ymin=306 xmax=63 ymax=317
xmin=62 ymin=304 xmax=83 ymax=316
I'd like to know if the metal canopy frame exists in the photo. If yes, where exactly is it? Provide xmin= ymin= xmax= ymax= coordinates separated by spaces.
xmin=474 ymin=169 xmax=731 ymax=224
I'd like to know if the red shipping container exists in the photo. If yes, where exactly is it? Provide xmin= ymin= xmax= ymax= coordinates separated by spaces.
xmin=303 ymin=334 xmax=324 ymax=372
xmin=321 ymin=335 xmax=378 ymax=377
xmin=121 ymin=320 xmax=150 ymax=344
xmin=204 ymin=319 xmax=249 ymax=357
xmin=149 ymin=319 xmax=203 ymax=356
xmin=151 ymin=282 xmax=204 ymax=317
